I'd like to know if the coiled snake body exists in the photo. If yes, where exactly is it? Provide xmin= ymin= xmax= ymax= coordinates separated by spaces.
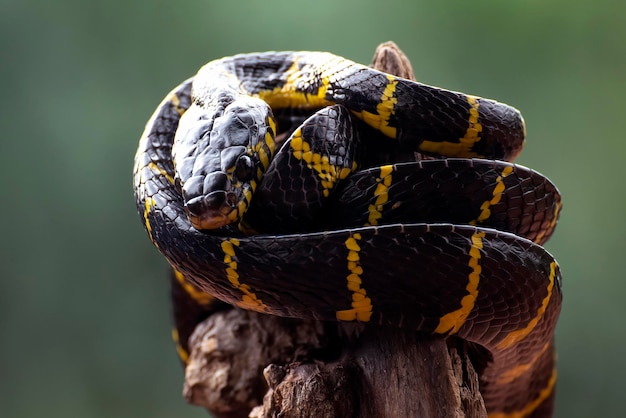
xmin=133 ymin=51 xmax=562 ymax=417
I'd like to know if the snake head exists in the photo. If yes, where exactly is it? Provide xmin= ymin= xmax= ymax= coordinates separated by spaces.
xmin=173 ymin=95 xmax=276 ymax=230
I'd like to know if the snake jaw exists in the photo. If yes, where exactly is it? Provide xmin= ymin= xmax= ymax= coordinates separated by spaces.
xmin=183 ymin=172 xmax=248 ymax=230
xmin=187 ymin=203 xmax=233 ymax=230
xmin=181 ymin=166 xmax=258 ymax=231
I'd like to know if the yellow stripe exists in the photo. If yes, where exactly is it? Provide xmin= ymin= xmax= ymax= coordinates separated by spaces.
xmin=351 ymin=75 xmax=399 ymax=138
xmin=168 ymin=92 xmax=187 ymax=116
xmin=173 ymin=269 xmax=215 ymax=306
xmin=221 ymin=238 xmax=267 ymax=312
xmin=366 ymin=165 xmax=393 ymax=226
xmin=470 ymin=165 xmax=514 ymax=225
xmin=254 ymin=59 xmax=336 ymax=109
xmin=488 ymin=368 xmax=557 ymax=418
xmin=534 ymin=200 xmax=562 ymax=244
xmin=496 ymin=261 xmax=558 ymax=350
xmin=336 ymin=233 xmax=373 ymax=322
xmin=253 ymin=116 xmax=276 ymax=171
xmin=138 ymin=161 xmax=174 ymax=246
xmin=171 ymin=328 xmax=189 ymax=364
xmin=143 ymin=197 xmax=157 ymax=246
xmin=289 ymin=128 xmax=356 ymax=197
xmin=435 ymin=230 xmax=485 ymax=334
xmin=146 ymin=162 xmax=174 ymax=184
xmin=496 ymin=341 xmax=551 ymax=384
xmin=461 ymin=95 xmax=483 ymax=143
xmin=419 ymin=95 xmax=482 ymax=158
xmin=549 ymin=200 xmax=562 ymax=231
xmin=376 ymin=77 xmax=399 ymax=138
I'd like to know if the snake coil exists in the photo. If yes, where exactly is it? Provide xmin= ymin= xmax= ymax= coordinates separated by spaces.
xmin=133 ymin=51 xmax=562 ymax=417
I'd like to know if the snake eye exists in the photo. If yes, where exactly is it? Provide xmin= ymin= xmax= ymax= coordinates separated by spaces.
xmin=234 ymin=154 xmax=255 ymax=182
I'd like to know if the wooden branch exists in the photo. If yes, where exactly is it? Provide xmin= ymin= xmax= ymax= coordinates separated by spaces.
xmin=181 ymin=42 xmax=487 ymax=418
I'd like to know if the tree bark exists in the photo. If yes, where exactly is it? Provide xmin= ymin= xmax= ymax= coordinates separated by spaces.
xmin=181 ymin=42 xmax=488 ymax=418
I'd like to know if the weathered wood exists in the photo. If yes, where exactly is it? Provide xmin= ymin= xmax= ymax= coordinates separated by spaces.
xmin=183 ymin=309 xmax=486 ymax=418
xmin=181 ymin=42 xmax=487 ymax=418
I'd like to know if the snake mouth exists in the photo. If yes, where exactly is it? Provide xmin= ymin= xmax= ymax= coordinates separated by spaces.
xmin=185 ymin=190 xmax=239 ymax=230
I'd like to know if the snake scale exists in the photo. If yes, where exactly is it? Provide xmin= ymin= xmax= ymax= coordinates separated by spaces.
xmin=133 ymin=50 xmax=562 ymax=417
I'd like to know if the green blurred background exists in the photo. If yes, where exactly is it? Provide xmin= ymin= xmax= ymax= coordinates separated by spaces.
xmin=1 ymin=0 xmax=624 ymax=417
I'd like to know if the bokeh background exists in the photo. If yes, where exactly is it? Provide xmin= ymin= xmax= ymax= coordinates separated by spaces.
xmin=1 ymin=0 xmax=624 ymax=417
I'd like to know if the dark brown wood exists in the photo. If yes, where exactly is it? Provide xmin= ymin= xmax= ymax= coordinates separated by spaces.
xmin=181 ymin=42 xmax=487 ymax=418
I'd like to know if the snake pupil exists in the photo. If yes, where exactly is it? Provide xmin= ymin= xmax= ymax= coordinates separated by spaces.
xmin=235 ymin=154 xmax=255 ymax=182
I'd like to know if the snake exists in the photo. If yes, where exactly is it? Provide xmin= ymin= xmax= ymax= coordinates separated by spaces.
xmin=133 ymin=51 xmax=562 ymax=418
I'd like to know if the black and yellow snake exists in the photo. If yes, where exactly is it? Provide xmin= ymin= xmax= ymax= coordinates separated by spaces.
xmin=133 ymin=51 xmax=562 ymax=417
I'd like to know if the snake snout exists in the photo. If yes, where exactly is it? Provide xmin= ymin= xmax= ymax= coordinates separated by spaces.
xmin=183 ymin=172 xmax=237 ymax=230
